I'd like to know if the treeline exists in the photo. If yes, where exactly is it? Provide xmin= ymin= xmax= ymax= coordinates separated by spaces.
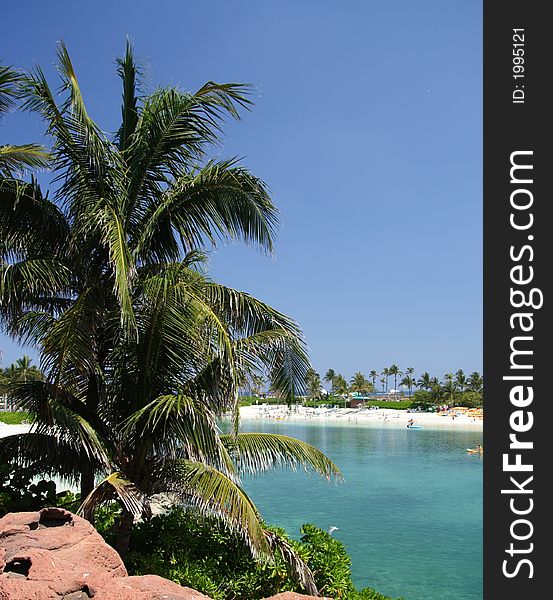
xmin=305 ymin=366 xmax=483 ymax=407
xmin=0 ymin=355 xmax=43 ymax=394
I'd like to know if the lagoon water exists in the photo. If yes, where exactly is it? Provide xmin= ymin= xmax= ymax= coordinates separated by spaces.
xmin=238 ymin=420 xmax=483 ymax=600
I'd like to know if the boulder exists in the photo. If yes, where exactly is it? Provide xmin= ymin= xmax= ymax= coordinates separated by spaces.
xmin=0 ymin=508 xmax=325 ymax=600
xmin=0 ymin=508 xmax=210 ymax=599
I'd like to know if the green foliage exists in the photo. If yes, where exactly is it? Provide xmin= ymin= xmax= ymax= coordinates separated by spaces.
xmin=457 ymin=391 xmax=483 ymax=408
xmin=0 ymin=463 xmax=75 ymax=516
xmin=95 ymin=506 xmax=400 ymax=600
xmin=0 ymin=411 xmax=31 ymax=424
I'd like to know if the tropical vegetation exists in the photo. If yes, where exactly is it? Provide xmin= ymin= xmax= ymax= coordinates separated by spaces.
xmin=307 ymin=366 xmax=483 ymax=407
xmin=0 ymin=43 xmax=347 ymax=595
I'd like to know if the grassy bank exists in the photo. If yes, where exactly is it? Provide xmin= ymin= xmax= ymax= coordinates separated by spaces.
xmin=0 ymin=411 xmax=31 ymax=425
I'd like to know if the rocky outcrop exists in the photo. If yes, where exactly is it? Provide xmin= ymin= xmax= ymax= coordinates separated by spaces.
xmin=0 ymin=508 xmax=324 ymax=600
xmin=0 ymin=508 xmax=211 ymax=599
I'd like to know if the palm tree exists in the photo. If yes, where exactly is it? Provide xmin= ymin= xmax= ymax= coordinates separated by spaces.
xmin=306 ymin=368 xmax=322 ymax=400
xmin=0 ymin=63 xmax=50 ymax=177
xmin=379 ymin=377 xmax=386 ymax=393
xmin=349 ymin=372 xmax=372 ymax=395
xmin=7 ymin=265 xmax=341 ymax=558
xmin=0 ymin=41 xmax=280 ymax=499
xmin=455 ymin=369 xmax=468 ymax=395
xmin=381 ymin=368 xmax=390 ymax=392
xmin=324 ymin=368 xmax=336 ymax=393
xmin=8 ymin=355 xmax=43 ymax=383
xmin=388 ymin=364 xmax=403 ymax=391
xmin=441 ymin=375 xmax=457 ymax=406
xmin=417 ymin=372 xmax=432 ymax=390
xmin=369 ymin=370 xmax=378 ymax=389
xmin=429 ymin=377 xmax=443 ymax=404
xmin=468 ymin=371 xmax=483 ymax=392
xmin=0 ymin=43 xmax=340 ymax=581
xmin=400 ymin=374 xmax=415 ymax=397
xmin=332 ymin=374 xmax=348 ymax=395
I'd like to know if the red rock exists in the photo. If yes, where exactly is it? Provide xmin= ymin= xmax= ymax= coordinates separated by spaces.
xmin=0 ymin=508 xmax=209 ymax=600
xmin=0 ymin=509 xmax=327 ymax=600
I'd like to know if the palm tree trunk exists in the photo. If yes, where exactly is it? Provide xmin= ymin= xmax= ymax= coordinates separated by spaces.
xmin=115 ymin=508 xmax=135 ymax=556
xmin=80 ymin=465 xmax=95 ymax=504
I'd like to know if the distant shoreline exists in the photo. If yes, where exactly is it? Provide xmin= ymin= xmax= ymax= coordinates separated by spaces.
xmin=239 ymin=404 xmax=483 ymax=430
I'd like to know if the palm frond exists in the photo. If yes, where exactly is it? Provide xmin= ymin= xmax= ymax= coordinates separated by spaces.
xmin=115 ymin=39 xmax=142 ymax=152
xmin=221 ymin=433 xmax=342 ymax=480
xmin=121 ymin=393 xmax=233 ymax=475
xmin=125 ymin=82 xmax=253 ymax=213
xmin=0 ymin=144 xmax=51 ymax=177
xmin=160 ymin=459 xmax=270 ymax=558
xmin=132 ymin=159 xmax=278 ymax=260
xmin=0 ymin=63 xmax=22 ymax=117
xmin=0 ymin=178 xmax=69 ymax=258
xmin=79 ymin=472 xmax=149 ymax=520
xmin=263 ymin=528 xmax=318 ymax=596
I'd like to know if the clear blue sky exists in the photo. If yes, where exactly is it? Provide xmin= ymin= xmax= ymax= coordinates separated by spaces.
xmin=1 ymin=0 xmax=482 ymax=382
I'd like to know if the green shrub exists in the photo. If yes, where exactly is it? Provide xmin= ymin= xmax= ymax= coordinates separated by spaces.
xmin=0 ymin=463 xmax=76 ymax=516
xmin=96 ymin=506 xmax=401 ymax=600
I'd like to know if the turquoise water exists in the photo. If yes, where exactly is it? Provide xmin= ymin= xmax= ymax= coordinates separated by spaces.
xmin=237 ymin=420 xmax=483 ymax=600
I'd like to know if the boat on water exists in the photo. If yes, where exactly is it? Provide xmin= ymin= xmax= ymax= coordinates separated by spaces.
xmin=467 ymin=446 xmax=483 ymax=454
xmin=406 ymin=424 xmax=422 ymax=429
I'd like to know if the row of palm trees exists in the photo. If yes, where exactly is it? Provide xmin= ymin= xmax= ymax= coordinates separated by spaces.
xmin=0 ymin=44 xmax=339 ymax=590
xmin=321 ymin=367 xmax=483 ymax=398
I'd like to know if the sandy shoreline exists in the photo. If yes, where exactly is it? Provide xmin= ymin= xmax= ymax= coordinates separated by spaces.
xmin=1 ymin=405 xmax=483 ymax=438
xmin=238 ymin=404 xmax=483 ymax=430
xmin=0 ymin=423 xmax=32 ymax=438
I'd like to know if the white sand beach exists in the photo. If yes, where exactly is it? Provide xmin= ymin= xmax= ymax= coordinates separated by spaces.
xmin=0 ymin=423 xmax=31 ymax=438
xmin=238 ymin=404 xmax=483 ymax=430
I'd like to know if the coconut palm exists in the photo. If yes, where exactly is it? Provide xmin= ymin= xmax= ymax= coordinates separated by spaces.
xmin=417 ymin=372 xmax=432 ymax=390
xmin=349 ymin=372 xmax=372 ymax=395
xmin=441 ymin=375 xmax=457 ymax=406
xmin=324 ymin=368 xmax=336 ymax=392
xmin=468 ymin=371 xmax=483 ymax=392
xmin=388 ymin=364 xmax=403 ymax=391
xmin=2 ymin=247 xmax=341 ymax=587
xmin=400 ymin=374 xmax=415 ymax=397
xmin=332 ymin=374 xmax=348 ymax=395
xmin=455 ymin=369 xmax=468 ymax=395
xmin=0 ymin=44 xmax=340 ymax=586
xmin=381 ymin=367 xmax=390 ymax=392
xmin=369 ymin=370 xmax=378 ymax=389
xmin=305 ymin=368 xmax=322 ymax=399
xmin=7 ymin=355 xmax=43 ymax=384
xmin=0 ymin=41 xmax=281 ymax=498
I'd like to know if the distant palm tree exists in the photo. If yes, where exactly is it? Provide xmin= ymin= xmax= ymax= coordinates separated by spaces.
xmin=349 ymin=372 xmax=372 ymax=395
xmin=379 ymin=377 xmax=386 ymax=393
xmin=9 ymin=355 xmax=43 ymax=383
xmin=442 ymin=377 xmax=457 ymax=406
xmin=306 ymin=368 xmax=322 ymax=399
xmin=388 ymin=364 xmax=403 ymax=391
xmin=417 ymin=372 xmax=432 ymax=390
xmin=381 ymin=368 xmax=390 ymax=392
xmin=455 ymin=369 xmax=468 ymax=395
xmin=324 ymin=369 xmax=336 ymax=392
xmin=333 ymin=374 xmax=348 ymax=395
xmin=468 ymin=372 xmax=483 ymax=392
xmin=400 ymin=374 xmax=415 ymax=397
xmin=369 ymin=370 xmax=379 ymax=389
